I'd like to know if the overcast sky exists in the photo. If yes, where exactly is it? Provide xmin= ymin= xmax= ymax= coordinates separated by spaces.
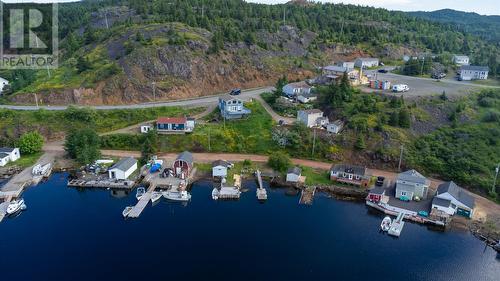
xmin=246 ymin=0 xmax=500 ymax=15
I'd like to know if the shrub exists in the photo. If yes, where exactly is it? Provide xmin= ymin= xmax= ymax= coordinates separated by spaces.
xmin=17 ymin=132 xmax=44 ymax=154
xmin=267 ymin=151 xmax=291 ymax=173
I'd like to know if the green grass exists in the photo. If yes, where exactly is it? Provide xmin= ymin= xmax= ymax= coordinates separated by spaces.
xmin=301 ymin=166 xmax=331 ymax=185
xmin=5 ymin=152 xmax=43 ymax=168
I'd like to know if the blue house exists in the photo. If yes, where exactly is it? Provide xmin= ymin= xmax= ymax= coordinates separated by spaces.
xmin=218 ymin=95 xmax=251 ymax=119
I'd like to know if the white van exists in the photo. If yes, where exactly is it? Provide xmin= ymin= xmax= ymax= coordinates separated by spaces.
xmin=392 ymin=84 xmax=410 ymax=93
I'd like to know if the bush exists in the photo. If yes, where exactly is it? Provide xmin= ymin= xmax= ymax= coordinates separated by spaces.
xmin=267 ymin=151 xmax=291 ymax=173
xmin=17 ymin=132 xmax=44 ymax=154
xmin=64 ymin=128 xmax=101 ymax=165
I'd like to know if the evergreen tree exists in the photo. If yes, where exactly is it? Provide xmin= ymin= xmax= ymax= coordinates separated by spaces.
xmin=354 ymin=135 xmax=366 ymax=150
xmin=399 ymin=108 xmax=411 ymax=128
xmin=389 ymin=111 xmax=399 ymax=126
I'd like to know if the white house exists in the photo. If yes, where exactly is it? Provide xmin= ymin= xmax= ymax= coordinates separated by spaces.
xmin=286 ymin=167 xmax=302 ymax=183
xmin=452 ymin=55 xmax=470 ymax=65
xmin=297 ymin=92 xmax=317 ymax=104
xmin=336 ymin=61 xmax=355 ymax=69
xmin=212 ymin=160 xmax=232 ymax=178
xmin=355 ymin=58 xmax=379 ymax=68
xmin=459 ymin=65 xmax=489 ymax=81
xmin=0 ymin=77 xmax=9 ymax=94
xmin=218 ymin=96 xmax=251 ymax=119
xmin=326 ymin=120 xmax=344 ymax=134
xmin=282 ymin=81 xmax=313 ymax=98
xmin=432 ymin=181 xmax=475 ymax=218
xmin=108 ymin=157 xmax=138 ymax=180
xmin=0 ymin=147 xmax=20 ymax=166
xmin=297 ymin=109 xmax=324 ymax=128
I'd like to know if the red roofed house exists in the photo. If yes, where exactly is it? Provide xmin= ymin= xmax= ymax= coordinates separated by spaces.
xmin=156 ymin=117 xmax=195 ymax=134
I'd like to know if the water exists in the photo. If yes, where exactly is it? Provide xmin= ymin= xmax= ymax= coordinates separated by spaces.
xmin=1 ymin=173 xmax=499 ymax=281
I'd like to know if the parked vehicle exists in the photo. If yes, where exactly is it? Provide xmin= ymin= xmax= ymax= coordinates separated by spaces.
xmin=229 ymin=88 xmax=241 ymax=95
xmin=392 ymin=84 xmax=410 ymax=93
xmin=432 ymin=73 xmax=446 ymax=79
xmin=378 ymin=69 xmax=388 ymax=73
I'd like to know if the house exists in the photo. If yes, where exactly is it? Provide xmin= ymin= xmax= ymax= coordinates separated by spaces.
xmin=367 ymin=186 xmax=388 ymax=203
xmin=173 ymin=151 xmax=193 ymax=178
xmin=395 ymin=169 xmax=430 ymax=201
xmin=330 ymin=164 xmax=369 ymax=187
xmin=218 ymin=95 xmax=251 ymax=119
xmin=355 ymin=58 xmax=379 ymax=68
xmin=459 ymin=65 xmax=489 ymax=81
xmin=297 ymin=109 xmax=324 ymax=128
xmin=0 ymin=147 xmax=20 ymax=166
xmin=212 ymin=160 xmax=232 ymax=178
xmin=140 ymin=125 xmax=152 ymax=134
xmin=336 ymin=61 xmax=355 ymax=69
xmin=156 ymin=117 xmax=195 ymax=134
xmin=326 ymin=120 xmax=344 ymax=134
xmin=286 ymin=167 xmax=302 ymax=183
xmin=108 ymin=157 xmax=138 ymax=180
xmin=282 ymin=81 xmax=313 ymax=98
xmin=322 ymin=65 xmax=358 ymax=79
xmin=0 ymin=77 xmax=9 ymax=94
xmin=452 ymin=55 xmax=470 ymax=65
xmin=297 ymin=92 xmax=318 ymax=104
xmin=433 ymin=181 xmax=475 ymax=218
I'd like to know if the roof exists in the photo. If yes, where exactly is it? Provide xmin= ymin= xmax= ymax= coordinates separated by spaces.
xmin=298 ymin=92 xmax=317 ymax=98
xmin=453 ymin=55 xmax=469 ymax=59
xmin=300 ymin=109 xmax=323 ymax=115
xmin=397 ymin=169 xmax=428 ymax=185
xmin=286 ymin=81 xmax=312 ymax=89
xmin=157 ymin=117 xmax=187 ymax=124
xmin=356 ymin=57 xmax=379 ymax=62
xmin=432 ymin=197 xmax=452 ymax=208
xmin=323 ymin=65 xmax=352 ymax=73
xmin=109 ymin=157 xmax=137 ymax=172
xmin=331 ymin=120 xmax=344 ymax=126
xmin=212 ymin=160 xmax=231 ymax=168
xmin=437 ymin=181 xmax=475 ymax=209
xmin=0 ymin=152 xmax=10 ymax=159
xmin=461 ymin=65 xmax=489 ymax=72
xmin=219 ymin=95 xmax=242 ymax=102
xmin=369 ymin=186 xmax=385 ymax=195
xmin=287 ymin=166 xmax=302 ymax=175
xmin=176 ymin=151 xmax=193 ymax=165
xmin=331 ymin=164 xmax=366 ymax=176
xmin=0 ymin=147 xmax=16 ymax=153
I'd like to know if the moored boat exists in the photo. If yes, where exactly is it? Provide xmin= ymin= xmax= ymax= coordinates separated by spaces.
xmin=380 ymin=216 xmax=392 ymax=232
xmin=136 ymin=187 xmax=145 ymax=200
xmin=151 ymin=191 xmax=162 ymax=203
xmin=122 ymin=206 xmax=133 ymax=217
xmin=7 ymin=199 xmax=26 ymax=215
xmin=163 ymin=190 xmax=191 ymax=202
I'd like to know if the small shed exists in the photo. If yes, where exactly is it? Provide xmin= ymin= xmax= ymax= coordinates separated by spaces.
xmin=286 ymin=167 xmax=302 ymax=183
xmin=212 ymin=160 xmax=232 ymax=178
xmin=0 ymin=153 xmax=10 ymax=166
xmin=326 ymin=120 xmax=344 ymax=134
xmin=173 ymin=151 xmax=193 ymax=178
xmin=108 ymin=157 xmax=138 ymax=180
xmin=140 ymin=125 xmax=152 ymax=134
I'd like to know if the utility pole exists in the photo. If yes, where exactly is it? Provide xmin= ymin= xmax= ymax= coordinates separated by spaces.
xmin=152 ymin=82 xmax=156 ymax=102
xmin=420 ymin=56 xmax=426 ymax=76
xmin=311 ymin=129 xmax=316 ymax=157
xmin=208 ymin=127 xmax=211 ymax=151
xmin=283 ymin=6 xmax=286 ymax=26
xmin=398 ymin=145 xmax=404 ymax=171
xmin=34 ymin=93 xmax=39 ymax=108
xmin=493 ymin=163 xmax=499 ymax=196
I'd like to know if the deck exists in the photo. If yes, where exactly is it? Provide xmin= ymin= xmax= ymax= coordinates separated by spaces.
xmin=299 ymin=186 xmax=316 ymax=205
xmin=127 ymin=183 xmax=157 ymax=218
xmin=255 ymin=170 xmax=267 ymax=200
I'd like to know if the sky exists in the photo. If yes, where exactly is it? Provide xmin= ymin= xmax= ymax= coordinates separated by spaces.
xmin=246 ymin=0 xmax=500 ymax=15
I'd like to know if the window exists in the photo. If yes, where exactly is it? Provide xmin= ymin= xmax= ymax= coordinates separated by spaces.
xmin=401 ymin=191 xmax=407 ymax=196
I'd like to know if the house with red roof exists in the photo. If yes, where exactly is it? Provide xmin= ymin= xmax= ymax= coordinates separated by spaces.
xmin=156 ymin=117 xmax=195 ymax=134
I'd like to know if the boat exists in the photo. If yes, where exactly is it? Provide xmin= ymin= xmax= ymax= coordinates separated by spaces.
xmin=211 ymin=188 xmax=219 ymax=200
xmin=6 ymin=199 xmax=26 ymax=215
xmin=122 ymin=206 xmax=133 ymax=218
xmin=151 ymin=191 xmax=162 ymax=203
xmin=380 ymin=216 xmax=392 ymax=232
xmin=135 ymin=187 xmax=145 ymax=200
xmin=32 ymin=163 xmax=52 ymax=176
xmin=163 ymin=190 xmax=191 ymax=202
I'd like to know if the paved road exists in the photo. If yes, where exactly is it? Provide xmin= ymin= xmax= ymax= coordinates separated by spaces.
xmin=363 ymin=70 xmax=499 ymax=98
xmin=0 ymin=86 xmax=275 ymax=111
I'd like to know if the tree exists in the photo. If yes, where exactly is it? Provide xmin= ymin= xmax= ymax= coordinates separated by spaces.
xmin=440 ymin=91 xmax=448 ymax=101
xmin=354 ymin=135 xmax=367 ymax=150
xmin=140 ymin=130 xmax=158 ymax=164
xmin=275 ymin=75 xmax=288 ymax=96
xmin=17 ymin=132 xmax=44 ymax=154
xmin=399 ymin=108 xmax=411 ymax=128
xmin=76 ymin=56 xmax=91 ymax=73
xmin=267 ymin=151 xmax=291 ymax=173
xmin=64 ymin=128 xmax=101 ymax=165
xmin=389 ymin=111 xmax=399 ymax=126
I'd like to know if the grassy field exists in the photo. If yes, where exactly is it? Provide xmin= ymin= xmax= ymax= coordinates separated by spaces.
xmin=5 ymin=152 xmax=43 ymax=168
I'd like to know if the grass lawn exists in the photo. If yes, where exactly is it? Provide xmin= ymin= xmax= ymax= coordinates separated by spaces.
xmin=301 ymin=166 xmax=331 ymax=185
xmin=5 ymin=152 xmax=43 ymax=168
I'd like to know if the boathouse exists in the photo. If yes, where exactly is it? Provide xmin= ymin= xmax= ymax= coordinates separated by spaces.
xmin=173 ymin=151 xmax=193 ymax=179
xmin=212 ymin=160 xmax=232 ymax=178
xmin=367 ymin=186 xmax=388 ymax=203
xmin=433 ymin=181 xmax=475 ymax=218
xmin=286 ymin=167 xmax=302 ymax=183
xmin=108 ymin=157 xmax=138 ymax=180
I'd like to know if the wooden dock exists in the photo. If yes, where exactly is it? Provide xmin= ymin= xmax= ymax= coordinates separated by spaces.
xmin=299 ymin=186 xmax=316 ymax=205
xmin=127 ymin=183 xmax=156 ymax=218
xmin=255 ymin=170 xmax=267 ymax=200
xmin=388 ymin=212 xmax=405 ymax=237
xmin=68 ymin=179 xmax=135 ymax=190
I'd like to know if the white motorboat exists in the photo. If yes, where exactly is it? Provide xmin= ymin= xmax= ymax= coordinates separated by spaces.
xmin=122 ymin=206 xmax=133 ymax=218
xmin=6 ymin=199 xmax=26 ymax=215
xmin=136 ymin=187 xmax=145 ymax=200
xmin=211 ymin=188 xmax=219 ymax=200
xmin=163 ymin=190 xmax=191 ymax=202
xmin=151 ymin=191 xmax=162 ymax=203
xmin=380 ymin=216 xmax=392 ymax=232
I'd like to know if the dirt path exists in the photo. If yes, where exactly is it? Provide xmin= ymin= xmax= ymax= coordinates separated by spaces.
xmin=254 ymin=95 xmax=295 ymax=124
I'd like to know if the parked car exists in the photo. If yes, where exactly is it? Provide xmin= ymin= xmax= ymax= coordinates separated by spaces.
xmin=375 ymin=176 xmax=385 ymax=186
xmin=392 ymin=84 xmax=410 ymax=93
xmin=229 ymin=88 xmax=241 ymax=95
xmin=378 ymin=69 xmax=388 ymax=73
xmin=432 ymin=73 xmax=446 ymax=79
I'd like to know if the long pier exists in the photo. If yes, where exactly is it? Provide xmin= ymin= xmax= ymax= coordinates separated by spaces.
xmin=255 ymin=170 xmax=267 ymax=200
xmin=127 ymin=183 xmax=157 ymax=218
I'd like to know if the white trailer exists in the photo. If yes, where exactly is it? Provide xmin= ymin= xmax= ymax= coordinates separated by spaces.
xmin=392 ymin=84 xmax=410 ymax=93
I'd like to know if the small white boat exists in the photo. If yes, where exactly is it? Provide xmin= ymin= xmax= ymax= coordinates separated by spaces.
xmin=211 ymin=188 xmax=219 ymax=200
xmin=380 ymin=216 xmax=392 ymax=232
xmin=7 ymin=199 xmax=26 ymax=215
xmin=151 ymin=191 xmax=162 ymax=203
xmin=136 ymin=187 xmax=145 ymax=200
xmin=122 ymin=206 xmax=133 ymax=218
xmin=163 ymin=190 xmax=191 ymax=202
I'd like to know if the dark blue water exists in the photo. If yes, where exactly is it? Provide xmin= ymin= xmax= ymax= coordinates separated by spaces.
xmin=1 ymin=173 xmax=499 ymax=281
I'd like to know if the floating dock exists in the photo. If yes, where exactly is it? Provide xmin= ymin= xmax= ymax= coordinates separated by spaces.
xmin=127 ymin=183 xmax=156 ymax=218
xmin=255 ymin=170 xmax=267 ymax=201
xmin=388 ymin=212 xmax=405 ymax=237
xmin=299 ymin=186 xmax=316 ymax=205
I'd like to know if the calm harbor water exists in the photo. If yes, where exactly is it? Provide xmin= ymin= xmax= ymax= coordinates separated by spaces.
xmin=1 ymin=173 xmax=499 ymax=281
